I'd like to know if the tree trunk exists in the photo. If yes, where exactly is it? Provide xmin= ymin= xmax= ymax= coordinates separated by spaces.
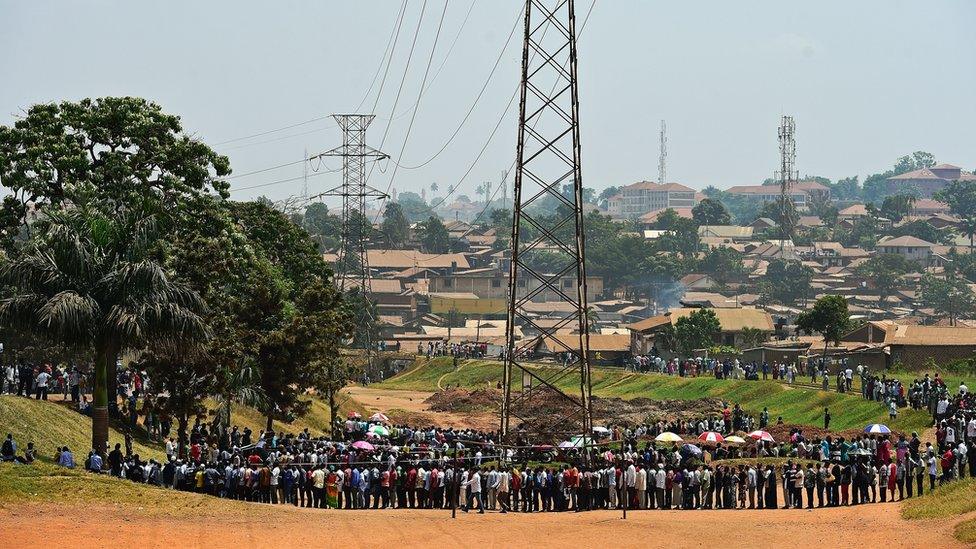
xmin=328 ymin=387 xmax=339 ymax=439
xmin=266 ymin=412 xmax=274 ymax=434
xmin=91 ymin=348 xmax=110 ymax=457
xmin=224 ymin=392 xmax=232 ymax=433
xmin=177 ymin=414 xmax=189 ymax=459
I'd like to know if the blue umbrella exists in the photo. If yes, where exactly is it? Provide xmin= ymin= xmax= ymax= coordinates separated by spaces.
xmin=680 ymin=443 xmax=703 ymax=457
xmin=864 ymin=424 xmax=891 ymax=434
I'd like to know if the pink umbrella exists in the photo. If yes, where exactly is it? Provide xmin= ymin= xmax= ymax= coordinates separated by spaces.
xmin=369 ymin=412 xmax=389 ymax=423
xmin=352 ymin=440 xmax=375 ymax=451
xmin=698 ymin=431 xmax=725 ymax=444
xmin=748 ymin=430 xmax=775 ymax=442
xmin=348 ymin=411 xmax=361 ymax=419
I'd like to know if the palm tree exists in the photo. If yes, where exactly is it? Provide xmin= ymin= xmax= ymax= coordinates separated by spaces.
xmin=430 ymin=182 xmax=439 ymax=195
xmin=214 ymin=359 xmax=267 ymax=433
xmin=0 ymin=209 xmax=208 ymax=456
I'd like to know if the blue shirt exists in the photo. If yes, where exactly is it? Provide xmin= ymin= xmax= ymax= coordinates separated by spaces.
xmin=59 ymin=451 xmax=75 ymax=468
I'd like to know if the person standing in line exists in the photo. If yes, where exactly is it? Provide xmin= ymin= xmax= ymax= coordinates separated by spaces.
xmin=497 ymin=467 xmax=511 ymax=513
xmin=34 ymin=368 xmax=50 ymax=400
xmin=462 ymin=467 xmax=484 ymax=514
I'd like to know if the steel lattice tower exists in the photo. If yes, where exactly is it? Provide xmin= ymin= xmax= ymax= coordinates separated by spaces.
xmin=311 ymin=114 xmax=389 ymax=293
xmin=310 ymin=115 xmax=388 ymax=369
xmin=500 ymin=0 xmax=593 ymax=447
xmin=776 ymin=115 xmax=797 ymax=243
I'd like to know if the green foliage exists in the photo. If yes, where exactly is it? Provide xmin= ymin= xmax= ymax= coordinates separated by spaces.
xmin=854 ymin=253 xmax=918 ymax=303
xmin=0 ymin=97 xmax=230 ymax=250
xmin=674 ymin=309 xmax=721 ymax=356
xmin=417 ymin=215 xmax=450 ymax=253
xmin=691 ymin=198 xmax=731 ymax=225
xmin=380 ymin=202 xmax=410 ymax=249
xmin=697 ymin=246 xmax=746 ymax=286
xmin=887 ymin=220 xmax=952 ymax=245
xmin=880 ymin=193 xmax=916 ymax=222
xmin=738 ymin=327 xmax=768 ymax=350
xmin=759 ymin=197 xmax=799 ymax=240
xmin=761 ymin=259 xmax=813 ymax=305
xmin=396 ymin=191 xmax=434 ymax=222
xmin=796 ymin=295 xmax=851 ymax=347
xmin=919 ymin=273 xmax=976 ymax=325
xmin=302 ymin=202 xmax=341 ymax=251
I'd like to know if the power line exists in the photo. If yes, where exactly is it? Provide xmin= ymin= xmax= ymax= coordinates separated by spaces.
xmin=219 ymin=124 xmax=336 ymax=151
xmin=228 ymin=167 xmax=340 ymax=194
xmin=227 ymin=158 xmax=309 ymax=179
xmin=212 ymin=116 xmax=333 ymax=146
xmin=378 ymin=0 xmax=451 ymax=215
xmin=353 ymin=0 xmax=410 ymax=113
xmin=393 ymin=3 xmax=522 ymax=170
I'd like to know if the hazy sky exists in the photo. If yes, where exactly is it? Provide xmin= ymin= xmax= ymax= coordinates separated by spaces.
xmin=2 ymin=0 xmax=974 ymax=207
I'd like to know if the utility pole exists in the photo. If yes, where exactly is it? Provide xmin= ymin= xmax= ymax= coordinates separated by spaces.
xmin=501 ymin=0 xmax=593 ymax=457
xmin=309 ymin=114 xmax=389 ymax=370
xmin=658 ymin=120 xmax=667 ymax=185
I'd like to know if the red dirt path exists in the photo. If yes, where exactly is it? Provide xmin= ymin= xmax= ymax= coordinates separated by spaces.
xmin=0 ymin=502 xmax=960 ymax=549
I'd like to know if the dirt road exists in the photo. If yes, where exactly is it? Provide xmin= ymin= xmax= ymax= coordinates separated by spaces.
xmin=0 ymin=502 xmax=960 ymax=548
xmin=341 ymin=386 xmax=496 ymax=430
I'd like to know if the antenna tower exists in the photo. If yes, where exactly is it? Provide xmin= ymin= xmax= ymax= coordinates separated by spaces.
xmin=500 ymin=0 xmax=593 ymax=451
xmin=658 ymin=120 xmax=667 ymax=184
xmin=776 ymin=115 xmax=797 ymax=244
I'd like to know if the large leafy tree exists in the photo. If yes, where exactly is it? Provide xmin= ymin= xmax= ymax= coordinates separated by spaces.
xmin=674 ymin=309 xmax=721 ymax=356
xmin=417 ymin=215 xmax=450 ymax=253
xmin=762 ymin=259 xmax=813 ymax=305
xmin=229 ymin=201 xmax=353 ymax=432
xmin=302 ymin=202 xmax=341 ymax=251
xmin=381 ymin=201 xmax=410 ymax=249
xmin=697 ymin=246 xmax=746 ymax=287
xmin=0 ymin=209 xmax=208 ymax=455
xmin=880 ymin=193 xmax=916 ymax=222
xmin=691 ymin=198 xmax=731 ymax=225
xmin=0 ymin=97 xmax=230 ymax=249
xmin=919 ymin=272 xmax=976 ymax=326
xmin=854 ymin=253 xmax=918 ymax=304
xmin=796 ymin=295 xmax=851 ymax=363
xmin=935 ymin=180 xmax=976 ymax=251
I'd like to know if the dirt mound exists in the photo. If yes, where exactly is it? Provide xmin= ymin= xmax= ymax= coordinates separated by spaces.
xmin=425 ymin=388 xmax=502 ymax=413
xmin=765 ymin=423 xmax=905 ymax=444
xmin=423 ymin=387 xmax=724 ymax=426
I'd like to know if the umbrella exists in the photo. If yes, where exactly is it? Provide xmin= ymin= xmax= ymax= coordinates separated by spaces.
xmin=864 ymin=424 xmax=891 ymax=434
xmin=570 ymin=435 xmax=593 ymax=447
xmin=725 ymin=436 xmax=746 ymax=444
xmin=698 ymin=431 xmax=725 ymax=444
xmin=368 ymin=424 xmax=390 ymax=437
xmin=558 ymin=441 xmax=576 ymax=449
xmin=347 ymin=411 xmax=361 ymax=419
xmin=680 ymin=443 xmax=703 ymax=457
xmin=592 ymin=426 xmax=611 ymax=435
xmin=369 ymin=412 xmax=389 ymax=423
xmin=655 ymin=432 xmax=682 ymax=442
xmin=748 ymin=430 xmax=775 ymax=442
xmin=849 ymin=448 xmax=873 ymax=456
xmin=351 ymin=440 xmax=374 ymax=451
xmin=364 ymin=431 xmax=381 ymax=439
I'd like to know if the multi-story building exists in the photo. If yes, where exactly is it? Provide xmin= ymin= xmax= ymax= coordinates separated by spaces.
xmin=606 ymin=181 xmax=697 ymax=218
xmin=724 ymin=180 xmax=829 ymax=209
xmin=885 ymin=164 xmax=976 ymax=198
xmin=427 ymin=267 xmax=604 ymax=303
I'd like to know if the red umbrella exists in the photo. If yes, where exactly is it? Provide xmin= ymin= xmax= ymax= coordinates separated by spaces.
xmin=698 ymin=431 xmax=725 ymax=444
xmin=748 ymin=430 xmax=775 ymax=442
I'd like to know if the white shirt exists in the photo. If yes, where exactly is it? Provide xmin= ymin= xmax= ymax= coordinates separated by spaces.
xmin=655 ymin=469 xmax=666 ymax=489
xmin=36 ymin=372 xmax=50 ymax=387
xmin=466 ymin=472 xmax=482 ymax=493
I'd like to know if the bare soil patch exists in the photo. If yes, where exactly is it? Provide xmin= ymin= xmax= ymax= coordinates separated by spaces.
xmin=0 ymin=502 xmax=961 ymax=549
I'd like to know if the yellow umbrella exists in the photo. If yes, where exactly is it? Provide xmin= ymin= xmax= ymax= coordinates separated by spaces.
xmin=654 ymin=432 xmax=683 ymax=442
xmin=725 ymin=435 xmax=746 ymax=444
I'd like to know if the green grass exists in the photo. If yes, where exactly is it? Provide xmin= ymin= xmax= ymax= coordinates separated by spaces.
xmin=0 ymin=395 xmax=164 ymax=461
xmin=954 ymin=517 xmax=976 ymax=544
xmin=0 ymin=461 xmax=261 ymax=517
xmin=208 ymin=392 xmax=367 ymax=437
xmin=901 ymin=477 xmax=976 ymax=520
xmin=381 ymin=358 xmax=932 ymax=433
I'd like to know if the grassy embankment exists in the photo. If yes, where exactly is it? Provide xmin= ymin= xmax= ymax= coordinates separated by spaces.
xmin=901 ymin=477 xmax=976 ymax=543
xmin=381 ymin=357 xmax=932 ymax=433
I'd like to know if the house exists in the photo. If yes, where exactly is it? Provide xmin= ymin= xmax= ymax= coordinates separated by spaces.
xmin=885 ymin=164 xmax=976 ymax=198
xmin=606 ymin=181 xmax=697 ymax=218
xmin=876 ymin=235 xmax=935 ymax=264
xmin=535 ymin=333 xmax=632 ymax=366
xmin=323 ymin=249 xmax=471 ymax=274
xmin=697 ymin=225 xmax=754 ymax=241
xmin=749 ymin=217 xmax=777 ymax=230
xmin=910 ymin=199 xmax=952 ymax=216
xmin=838 ymin=204 xmax=869 ymax=221
xmin=625 ymin=308 xmax=776 ymax=356
xmin=842 ymin=321 xmax=976 ymax=367
xmin=637 ymin=207 xmax=695 ymax=229
xmin=679 ymin=274 xmax=717 ymax=290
